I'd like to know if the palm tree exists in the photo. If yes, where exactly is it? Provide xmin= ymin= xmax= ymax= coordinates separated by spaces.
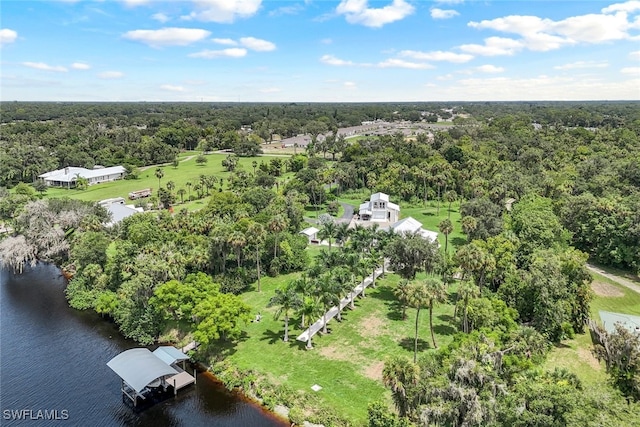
xmin=185 ymin=181 xmax=192 ymax=200
xmin=394 ymin=279 xmax=412 ymax=321
xmin=74 ymin=174 xmax=89 ymax=190
xmin=316 ymin=273 xmax=340 ymax=335
xmin=445 ymin=190 xmax=457 ymax=220
xmin=303 ymin=296 xmax=324 ymax=350
xmin=268 ymin=214 xmax=287 ymax=258
xmin=461 ymin=215 xmax=477 ymax=241
xmin=318 ymin=219 xmax=337 ymax=251
xmin=438 ymin=218 xmax=453 ymax=254
xmin=247 ymin=222 xmax=265 ymax=292
xmin=423 ymin=278 xmax=447 ymax=349
xmin=267 ymin=282 xmax=303 ymax=342
xmin=252 ymin=160 xmax=258 ymax=176
xmin=382 ymin=356 xmax=420 ymax=418
xmin=166 ymin=180 xmax=175 ymax=194
xmin=177 ymin=188 xmax=186 ymax=204
xmin=228 ymin=230 xmax=246 ymax=268
xmin=155 ymin=167 xmax=164 ymax=191
xmin=335 ymin=222 xmax=351 ymax=247
xmin=407 ymin=280 xmax=432 ymax=362
xmin=456 ymin=280 xmax=479 ymax=333
xmin=331 ymin=266 xmax=353 ymax=321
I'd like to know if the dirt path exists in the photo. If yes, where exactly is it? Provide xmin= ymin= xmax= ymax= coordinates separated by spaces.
xmin=586 ymin=264 xmax=640 ymax=294
xmin=139 ymin=155 xmax=196 ymax=172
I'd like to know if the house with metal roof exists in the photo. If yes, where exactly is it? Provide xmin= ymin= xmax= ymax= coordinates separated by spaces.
xmin=39 ymin=165 xmax=126 ymax=188
xmin=358 ymin=192 xmax=400 ymax=223
xmin=390 ymin=216 xmax=439 ymax=244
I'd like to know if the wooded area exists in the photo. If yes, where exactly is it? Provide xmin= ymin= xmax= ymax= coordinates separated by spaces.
xmin=1 ymin=101 xmax=639 ymax=426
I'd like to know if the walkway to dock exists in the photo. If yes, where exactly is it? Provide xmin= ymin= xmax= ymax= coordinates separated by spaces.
xmin=296 ymin=261 xmax=387 ymax=346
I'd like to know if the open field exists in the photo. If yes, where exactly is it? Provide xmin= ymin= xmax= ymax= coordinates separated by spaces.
xmin=227 ymin=272 xmax=460 ymax=424
xmin=42 ymin=152 xmax=286 ymax=204
xmin=544 ymin=270 xmax=640 ymax=386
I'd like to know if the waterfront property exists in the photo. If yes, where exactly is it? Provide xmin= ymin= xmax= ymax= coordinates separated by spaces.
xmin=98 ymin=197 xmax=144 ymax=227
xmin=107 ymin=346 xmax=196 ymax=409
xmin=39 ymin=165 xmax=126 ymax=188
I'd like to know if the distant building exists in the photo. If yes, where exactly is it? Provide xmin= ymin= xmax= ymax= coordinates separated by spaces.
xmin=39 ymin=165 xmax=126 ymax=188
xmin=358 ymin=192 xmax=400 ymax=223
xmin=599 ymin=311 xmax=640 ymax=335
xmin=300 ymin=226 xmax=320 ymax=243
xmin=390 ymin=217 xmax=439 ymax=244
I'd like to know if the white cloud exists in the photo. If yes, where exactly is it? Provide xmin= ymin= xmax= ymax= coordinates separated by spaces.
xmin=475 ymin=64 xmax=504 ymax=73
xmin=601 ymin=1 xmax=640 ymax=14
xmin=436 ymin=0 xmax=464 ymax=4
xmin=344 ymin=81 xmax=357 ymax=88
xmin=121 ymin=0 xmax=150 ymax=6
xmin=630 ymin=50 xmax=640 ymax=60
xmin=621 ymin=66 xmax=640 ymax=74
xmin=436 ymin=73 xmax=454 ymax=81
xmin=377 ymin=58 xmax=433 ymax=69
xmin=71 ymin=62 xmax=91 ymax=70
xmin=399 ymin=50 xmax=473 ymax=63
xmin=0 ymin=29 xmax=18 ymax=46
xmin=320 ymin=54 xmax=356 ymax=66
xmin=188 ymin=48 xmax=247 ymax=58
xmin=98 ymin=71 xmax=124 ymax=79
xmin=123 ymin=27 xmax=211 ymax=48
xmin=467 ymin=8 xmax=638 ymax=53
xmin=336 ymin=0 xmax=415 ymax=28
xmin=430 ymin=8 xmax=459 ymax=19
xmin=459 ymin=37 xmax=523 ymax=56
xmin=160 ymin=84 xmax=185 ymax=92
xmin=321 ymin=38 xmax=333 ymax=44
xmin=212 ymin=38 xmax=237 ymax=45
xmin=239 ymin=36 xmax=276 ymax=51
xmin=269 ymin=4 xmax=304 ymax=17
xmin=259 ymin=87 xmax=281 ymax=93
xmin=554 ymin=61 xmax=609 ymax=70
xmin=152 ymin=13 xmax=170 ymax=23
xmin=22 ymin=62 xmax=68 ymax=72
xmin=182 ymin=0 xmax=262 ymax=23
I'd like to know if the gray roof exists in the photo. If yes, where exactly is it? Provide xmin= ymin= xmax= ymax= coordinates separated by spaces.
xmin=152 ymin=346 xmax=189 ymax=366
xmin=599 ymin=311 xmax=640 ymax=334
xmin=106 ymin=203 xmax=141 ymax=225
xmin=107 ymin=348 xmax=178 ymax=393
xmin=300 ymin=227 xmax=319 ymax=236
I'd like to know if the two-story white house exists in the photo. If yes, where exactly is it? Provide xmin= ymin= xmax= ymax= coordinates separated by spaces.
xmin=358 ymin=192 xmax=400 ymax=223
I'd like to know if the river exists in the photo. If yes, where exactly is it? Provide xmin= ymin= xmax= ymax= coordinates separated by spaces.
xmin=0 ymin=264 xmax=288 ymax=426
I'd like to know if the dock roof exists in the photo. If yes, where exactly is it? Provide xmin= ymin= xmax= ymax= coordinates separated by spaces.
xmin=152 ymin=346 xmax=190 ymax=366
xmin=107 ymin=348 xmax=178 ymax=393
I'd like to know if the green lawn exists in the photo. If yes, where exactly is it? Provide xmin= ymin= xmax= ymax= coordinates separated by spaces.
xmin=227 ymin=271 xmax=459 ymax=424
xmin=544 ymin=270 xmax=640 ymax=387
xmin=400 ymin=200 xmax=464 ymax=252
xmin=42 ymin=153 xmax=287 ymax=204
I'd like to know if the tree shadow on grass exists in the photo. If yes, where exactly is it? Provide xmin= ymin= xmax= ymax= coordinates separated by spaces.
xmin=451 ymin=237 xmax=467 ymax=248
xmin=370 ymin=284 xmax=396 ymax=302
xmin=433 ymin=324 xmax=457 ymax=336
xmin=205 ymin=331 xmax=248 ymax=360
xmin=260 ymin=328 xmax=284 ymax=345
xmin=386 ymin=303 xmax=405 ymax=321
xmin=438 ymin=313 xmax=455 ymax=323
xmin=398 ymin=337 xmax=431 ymax=352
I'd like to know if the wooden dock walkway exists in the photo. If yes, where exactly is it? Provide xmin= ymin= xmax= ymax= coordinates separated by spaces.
xmin=296 ymin=261 xmax=387 ymax=345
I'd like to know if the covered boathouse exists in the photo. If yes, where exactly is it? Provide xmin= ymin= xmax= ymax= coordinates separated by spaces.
xmin=107 ymin=346 xmax=196 ymax=410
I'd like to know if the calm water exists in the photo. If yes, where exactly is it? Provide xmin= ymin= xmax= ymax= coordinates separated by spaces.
xmin=0 ymin=264 xmax=288 ymax=427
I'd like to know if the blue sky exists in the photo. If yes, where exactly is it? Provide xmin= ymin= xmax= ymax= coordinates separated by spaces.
xmin=1 ymin=0 xmax=639 ymax=101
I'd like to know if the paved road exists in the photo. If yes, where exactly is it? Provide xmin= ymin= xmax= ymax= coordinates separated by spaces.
xmin=587 ymin=263 xmax=640 ymax=294
xmin=338 ymin=202 xmax=354 ymax=223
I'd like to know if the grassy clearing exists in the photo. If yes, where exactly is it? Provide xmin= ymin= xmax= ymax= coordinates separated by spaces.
xmin=544 ymin=270 xmax=640 ymax=387
xmin=42 ymin=152 xmax=285 ymax=203
xmin=226 ymin=271 xmax=460 ymax=424
xmin=401 ymin=200 xmax=464 ymax=252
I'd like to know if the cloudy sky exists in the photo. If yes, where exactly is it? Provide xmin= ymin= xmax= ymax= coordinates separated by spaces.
xmin=1 ymin=0 xmax=639 ymax=101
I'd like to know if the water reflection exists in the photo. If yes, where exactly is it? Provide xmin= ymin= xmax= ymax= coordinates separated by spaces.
xmin=0 ymin=264 xmax=288 ymax=427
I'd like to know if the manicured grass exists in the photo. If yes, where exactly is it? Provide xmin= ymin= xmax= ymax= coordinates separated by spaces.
xmin=401 ymin=200 xmax=464 ymax=252
xmin=227 ymin=271 xmax=460 ymax=424
xmin=42 ymin=153 xmax=287 ymax=203
xmin=544 ymin=270 xmax=640 ymax=387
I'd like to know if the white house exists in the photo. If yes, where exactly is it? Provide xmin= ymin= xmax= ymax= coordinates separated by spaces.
xmin=390 ymin=217 xmax=439 ymax=244
xmin=99 ymin=198 xmax=144 ymax=227
xmin=39 ymin=165 xmax=126 ymax=188
xmin=358 ymin=192 xmax=400 ymax=223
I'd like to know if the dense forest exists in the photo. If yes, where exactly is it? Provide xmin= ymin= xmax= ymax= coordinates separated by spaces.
xmin=1 ymin=101 xmax=639 ymax=426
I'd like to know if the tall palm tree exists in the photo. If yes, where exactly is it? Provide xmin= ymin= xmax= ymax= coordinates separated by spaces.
xmin=335 ymin=222 xmax=351 ymax=247
xmin=423 ymin=278 xmax=447 ymax=349
xmin=177 ymin=188 xmax=186 ymax=204
xmin=318 ymin=220 xmax=337 ymax=251
xmin=331 ymin=266 xmax=353 ymax=321
xmin=268 ymin=214 xmax=287 ymax=258
xmin=316 ymin=273 xmax=340 ymax=335
xmin=267 ymin=282 xmax=303 ymax=342
xmin=445 ymin=190 xmax=457 ymax=220
xmin=247 ymin=222 xmax=266 ymax=291
xmin=382 ymin=356 xmax=420 ymax=418
xmin=394 ymin=279 xmax=412 ymax=321
xmin=155 ymin=167 xmax=164 ymax=191
xmin=407 ymin=280 xmax=432 ymax=362
xmin=166 ymin=180 xmax=175 ymax=193
xmin=228 ymin=230 xmax=246 ymax=268
xmin=438 ymin=218 xmax=453 ymax=254
xmin=461 ymin=215 xmax=477 ymax=241
xmin=185 ymin=181 xmax=192 ymax=200
xmin=456 ymin=280 xmax=479 ymax=333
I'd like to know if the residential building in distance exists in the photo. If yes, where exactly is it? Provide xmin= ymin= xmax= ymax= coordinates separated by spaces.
xmin=39 ymin=165 xmax=126 ymax=188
